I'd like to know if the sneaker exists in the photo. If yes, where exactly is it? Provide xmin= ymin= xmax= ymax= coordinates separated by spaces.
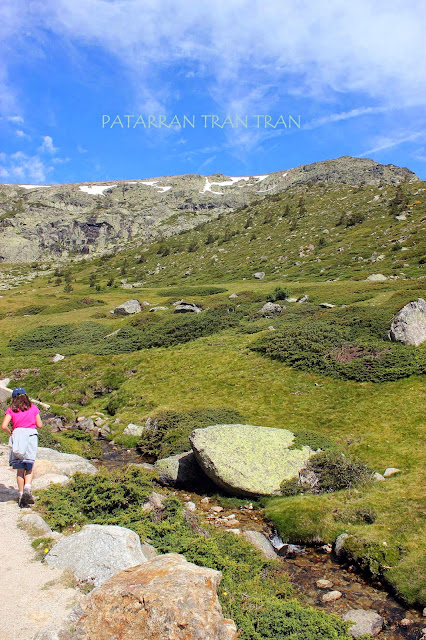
xmin=24 ymin=488 xmax=35 ymax=505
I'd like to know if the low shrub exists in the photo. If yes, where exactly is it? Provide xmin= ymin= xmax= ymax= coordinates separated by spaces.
xmin=137 ymin=407 xmax=245 ymax=459
xmin=9 ymin=322 xmax=108 ymax=354
xmin=157 ymin=286 xmax=227 ymax=296
xmin=266 ymin=286 xmax=291 ymax=302
xmin=37 ymin=426 xmax=102 ymax=458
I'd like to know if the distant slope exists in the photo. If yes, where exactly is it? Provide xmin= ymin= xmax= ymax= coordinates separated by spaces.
xmin=0 ymin=156 xmax=417 ymax=264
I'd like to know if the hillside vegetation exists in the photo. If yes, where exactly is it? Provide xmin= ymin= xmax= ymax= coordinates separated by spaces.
xmin=0 ymin=176 xmax=425 ymax=612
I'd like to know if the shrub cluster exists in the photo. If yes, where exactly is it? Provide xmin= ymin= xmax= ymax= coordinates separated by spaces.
xmin=37 ymin=426 xmax=102 ymax=459
xmin=137 ymin=407 xmax=245 ymax=459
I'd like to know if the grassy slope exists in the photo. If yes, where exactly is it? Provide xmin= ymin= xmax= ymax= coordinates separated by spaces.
xmin=0 ymin=180 xmax=425 ymax=607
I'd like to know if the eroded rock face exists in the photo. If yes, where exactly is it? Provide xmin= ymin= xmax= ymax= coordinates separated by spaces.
xmin=65 ymin=553 xmax=238 ymax=640
xmin=389 ymin=298 xmax=426 ymax=346
xmin=46 ymin=524 xmax=150 ymax=587
xmin=190 ymin=424 xmax=314 ymax=497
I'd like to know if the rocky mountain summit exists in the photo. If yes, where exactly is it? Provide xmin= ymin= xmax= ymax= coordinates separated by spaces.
xmin=0 ymin=156 xmax=417 ymax=264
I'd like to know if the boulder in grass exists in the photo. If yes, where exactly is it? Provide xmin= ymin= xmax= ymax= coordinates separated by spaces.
xmin=190 ymin=424 xmax=314 ymax=498
xmin=388 ymin=298 xmax=426 ymax=346
xmin=63 ymin=553 xmax=238 ymax=640
xmin=123 ymin=423 xmax=146 ymax=436
xmin=46 ymin=524 xmax=152 ymax=587
xmin=253 ymin=271 xmax=265 ymax=280
xmin=112 ymin=299 xmax=142 ymax=315
xmin=174 ymin=301 xmax=202 ymax=313
xmin=259 ymin=302 xmax=283 ymax=315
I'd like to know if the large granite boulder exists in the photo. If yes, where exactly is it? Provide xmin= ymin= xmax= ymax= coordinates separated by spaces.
xmin=155 ymin=450 xmax=214 ymax=491
xmin=36 ymin=447 xmax=97 ymax=476
xmin=46 ymin=524 xmax=151 ymax=587
xmin=64 ymin=553 xmax=238 ymax=640
xmin=112 ymin=299 xmax=142 ymax=315
xmin=389 ymin=298 xmax=426 ymax=346
xmin=190 ymin=424 xmax=314 ymax=497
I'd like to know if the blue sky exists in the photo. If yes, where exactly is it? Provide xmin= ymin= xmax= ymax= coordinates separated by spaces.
xmin=0 ymin=0 xmax=425 ymax=184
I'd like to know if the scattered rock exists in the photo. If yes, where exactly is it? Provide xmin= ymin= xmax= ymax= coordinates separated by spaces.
xmin=243 ymin=531 xmax=277 ymax=559
xmin=400 ymin=618 xmax=413 ymax=626
xmin=253 ymin=272 xmax=265 ymax=279
xmin=201 ymin=496 xmax=210 ymax=503
xmin=143 ymin=491 xmax=166 ymax=512
xmin=228 ymin=293 xmax=238 ymax=299
xmin=388 ymin=298 xmax=426 ymax=346
xmin=174 ymin=301 xmax=202 ymax=313
xmin=63 ymin=553 xmax=238 ymax=640
xmin=366 ymin=273 xmax=387 ymax=281
xmin=384 ymin=467 xmax=401 ymax=477
xmin=210 ymin=506 xmax=224 ymax=513
xmin=259 ymin=302 xmax=283 ymax=315
xmin=112 ymin=299 xmax=142 ymax=315
xmin=190 ymin=424 xmax=313 ymax=498
xmin=373 ymin=472 xmax=385 ymax=481
xmin=19 ymin=513 xmax=54 ymax=536
xmin=319 ymin=302 xmax=335 ymax=308
xmin=297 ymin=295 xmax=309 ymax=303
xmin=395 ymin=214 xmax=407 ymax=220
xmin=322 ymin=590 xmax=342 ymax=602
xmin=51 ymin=353 xmax=65 ymax=362
xmin=32 ymin=473 xmax=70 ymax=490
xmin=149 ymin=306 xmax=168 ymax=312
xmin=46 ymin=524 xmax=151 ymax=587
xmin=276 ymin=543 xmax=305 ymax=558
xmin=123 ymin=423 xmax=146 ymax=436
xmin=78 ymin=417 xmax=97 ymax=433
xmin=316 ymin=579 xmax=334 ymax=589
xmin=342 ymin=609 xmax=384 ymax=637
xmin=334 ymin=533 xmax=350 ymax=558
xmin=155 ymin=450 xmax=213 ymax=490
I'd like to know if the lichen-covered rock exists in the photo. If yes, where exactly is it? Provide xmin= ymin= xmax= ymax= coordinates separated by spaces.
xmin=342 ymin=609 xmax=384 ymax=637
xmin=64 ymin=553 xmax=238 ymax=640
xmin=389 ymin=298 xmax=426 ymax=346
xmin=112 ymin=299 xmax=142 ymax=315
xmin=155 ymin=450 xmax=213 ymax=490
xmin=190 ymin=424 xmax=314 ymax=497
xmin=46 ymin=524 xmax=151 ymax=587
xmin=123 ymin=423 xmax=146 ymax=436
xmin=259 ymin=302 xmax=283 ymax=315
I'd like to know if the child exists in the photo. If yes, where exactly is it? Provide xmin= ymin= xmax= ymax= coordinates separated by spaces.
xmin=1 ymin=387 xmax=42 ymax=507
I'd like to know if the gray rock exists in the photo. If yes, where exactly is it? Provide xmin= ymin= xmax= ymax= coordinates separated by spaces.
xmin=32 ymin=473 xmax=70 ymax=490
xmin=319 ymin=302 xmax=335 ymax=308
xmin=334 ymin=533 xmax=350 ymax=558
xmin=51 ymin=353 xmax=65 ymax=362
xmin=316 ymin=579 xmax=334 ymax=589
xmin=149 ymin=306 xmax=168 ymax=312
xmin=78 ymin=417 xmax=96 ymax=433
xmin=276 ymin=543 xmax=305 ymax=558
xmin=243 ymin=531 xmax=277 ymax=559
xmin=173 ymin=301 xmax=202 ymax=313
xmin=389 ymin=298 xmax=426 ymax=346
xmin=297 ymin=295 xmax=309 ymax=303
xmin=113 ymin=299 xmax=142 ymax=315
xmin=155 ymin=450 xmax=213 ymax=490
xmin=373 ymin=472 xmax=385 ymax=481
xmin=190 ymin=424 xmax=314 ymax=498
xmin=384 ymin=467 xmax=401 ymax=477
xmin=123 ymin=423 xmax=146 ymax=436
xmin=253 ymin=271 xmax=265 ymax=279
xmin=342 ymin=609 xmax=384 ymax=637
xmin=259 ymin=302 xmax=283 ymax=315
xmin=185 ymin=501 xmax=196 ymax=512
xmin=229 ymin=293 xmax=238 ymax=299
xmin=46 ymin=524 xmax=151 ymax=587
xmin=36 ymin=447 xmax=97 ymax=476
xmin=366 ymin=273 xmax=387 ymax=281
xmin=19 ymin=513 xmax=54 ymax=536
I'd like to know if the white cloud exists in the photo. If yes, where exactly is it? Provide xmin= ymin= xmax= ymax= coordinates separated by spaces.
xmin=38 ymin=135 xmax=58 ymax=154
xmin=1 ymin=150 xmax=53 ymax=183
xmin=360 ymin=131 xmax=426 ymax=157
xmin=8 ymin=115 xmax=24 ymax=124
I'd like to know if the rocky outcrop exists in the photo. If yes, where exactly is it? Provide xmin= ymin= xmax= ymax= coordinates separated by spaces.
xmin=389 ymin=298 xmax=426 ymax=346
xmin=190 ymin=424 xmax=314 ymax=497
xmin=342 ymin=609 xmax=384 ymax=637
xmin=112 ymin=299 xmax=142 ymax=315
xmin=155 ymin=450 xmax=214 ymax=490
xmin=46 ymin=524 xmax=151 ymax=587
xmin=62 ymin=553 xmax=238 ymax=640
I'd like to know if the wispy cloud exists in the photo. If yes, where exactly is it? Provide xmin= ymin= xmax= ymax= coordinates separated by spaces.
xmin=304 ymin=106 xmax=393 ymax=130
xmin=0 ymin=151 xmax=54 ymax=183
xmin=360 ymin=131 xmax=426 ymax=156
xmin=38 ymin=135 xmax=58 ymax=154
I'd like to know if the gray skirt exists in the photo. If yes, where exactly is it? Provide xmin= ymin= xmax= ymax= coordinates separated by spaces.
xmin=9 ymin=428 xmax=38 ymax=469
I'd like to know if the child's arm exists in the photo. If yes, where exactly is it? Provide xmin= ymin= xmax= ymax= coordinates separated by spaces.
xmin=36 ymin=413 xmax=43 ymax=429
xmin=1 ymin=414 xmax=12 ymax=436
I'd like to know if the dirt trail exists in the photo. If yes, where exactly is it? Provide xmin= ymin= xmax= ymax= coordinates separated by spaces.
xmin=0 ymin=454 xmax=82 ymax=640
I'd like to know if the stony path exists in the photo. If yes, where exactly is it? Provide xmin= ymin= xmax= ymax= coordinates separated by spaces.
xmin=0 ymin=454 xmax=82 ymax=640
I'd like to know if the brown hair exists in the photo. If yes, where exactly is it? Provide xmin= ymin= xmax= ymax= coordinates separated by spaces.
xmin=10 ymin=394 xmax=32 ymax=412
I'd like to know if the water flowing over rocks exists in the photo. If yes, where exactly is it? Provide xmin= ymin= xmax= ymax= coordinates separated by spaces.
xmin=59 ymin=553 xmax=238 ymax=640
xmin=190 ymin=424 xmax=314 ymax=497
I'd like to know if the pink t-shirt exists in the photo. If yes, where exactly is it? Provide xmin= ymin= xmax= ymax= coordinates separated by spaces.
xmin=6 ymin=404 xmax=40 ymax=430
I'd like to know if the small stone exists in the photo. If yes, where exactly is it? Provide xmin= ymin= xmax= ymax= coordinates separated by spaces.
xmin=319 ymin=302 xmax=335 ymax=308
xmin=384 ymin=467 xmax=401 ymax=477
xmin=334 ymin=533 xmax=349 ymax=558
xmin=342 ymin=609 xmax=384 ymax=637
xmin=400 ymin=618 xmax=412 ymax=626
xmin=366 ymin=273 xmax=387 ymax=281
xmin=201 ymin=497 xmax=210 ymax=504
xmin=253 ymin=271 xmax=265 ymax=279
xmin=320 ymin=544 xmax=332 ymax=554
xmin=210 ymin=506 xmax=224 ymax=513
xmin=322 ymin=590 xmax=342 ymax=602
xmin=224 ymin=520 xmax=240 ymax=527
xmin=227 ymin=529 xmax=241 ymax=535
xmin=373 ymin=472 xmax=385 ymax=481
xmin=185 ymin=501 xmax=196 ymax=512
xmin=51 ymin=353 xmax=65 ymax=362
xmin=316 ymin=579 xmax=333 ymax=589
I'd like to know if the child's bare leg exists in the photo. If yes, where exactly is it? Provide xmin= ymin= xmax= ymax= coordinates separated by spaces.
xmin=24 ymin=468 xmax=33 ymax=486
xmin=17 ymin=469 xmax=25 ymax=492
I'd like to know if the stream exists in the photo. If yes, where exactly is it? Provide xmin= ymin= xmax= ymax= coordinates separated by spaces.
xmin=96 ymin=441 xmax=425 ymax=640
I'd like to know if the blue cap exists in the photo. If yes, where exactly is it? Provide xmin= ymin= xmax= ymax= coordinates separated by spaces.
xmin=12 ymin=387 xmax=27 ymax=398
